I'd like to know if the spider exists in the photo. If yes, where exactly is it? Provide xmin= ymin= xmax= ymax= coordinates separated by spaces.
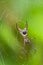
xmin=16 ymin=21 xmax=36 ymax=55
xmin=16 ymin=21 xmax=30 ymax=45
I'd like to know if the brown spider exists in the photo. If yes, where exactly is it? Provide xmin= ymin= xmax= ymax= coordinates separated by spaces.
xmin=16 ymin=21 xmax=30 ymax=45
xmin=16 ymin=21 xmax=36 ymax=55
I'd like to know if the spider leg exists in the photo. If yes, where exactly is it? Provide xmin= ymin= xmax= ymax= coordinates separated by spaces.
xmin=25 ymin=20 xmax=28 ymax=31
xmin=16 ymin=23 xmax=21 ymax=32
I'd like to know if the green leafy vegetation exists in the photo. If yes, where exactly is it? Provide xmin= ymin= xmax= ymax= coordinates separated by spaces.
xmin=0 ymin=0 xmax=43 ymax=65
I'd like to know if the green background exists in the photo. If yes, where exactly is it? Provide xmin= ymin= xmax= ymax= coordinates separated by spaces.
xmin=0 ymin=0 xmax=43 ymax=65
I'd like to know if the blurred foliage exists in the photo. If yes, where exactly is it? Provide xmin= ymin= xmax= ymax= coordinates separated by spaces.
xmin=0 ymin=0 xmax=43 ymax=65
